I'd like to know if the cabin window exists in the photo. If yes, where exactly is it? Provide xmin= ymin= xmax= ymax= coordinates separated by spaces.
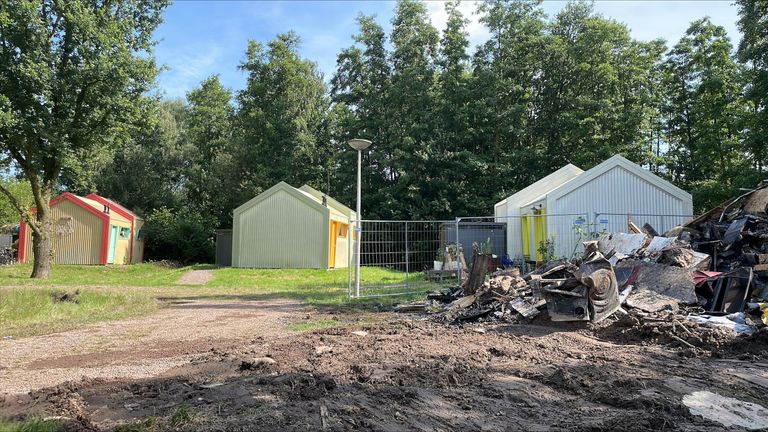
xmin=119 ymin=227 xmax=130 ymax=239
xmin=338 ymin=224 xmax=348 ymax=238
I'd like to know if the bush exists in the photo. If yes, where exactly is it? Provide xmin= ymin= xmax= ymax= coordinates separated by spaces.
xmin=143 ymin=207 xmax=214 ymax=263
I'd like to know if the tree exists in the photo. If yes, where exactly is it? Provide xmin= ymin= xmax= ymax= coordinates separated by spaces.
xmin=0 ymin=0 xmax=168 ymax=277
xmin=736 ymin=0 xmax=768 ymax=174
xmin=183 ymin=75 xmax=235 ymax=228
xmin=235 ymin=32 xmax=330 ymax=206
xmin=330 ymin=14 xmax=392 ymax=217
xmin=473 ymin=0 xmax=546 ymax=203
xmin=435 ymin=0 xmax=474 ymax=216
xmin=96 ymin=99 xmax=189 ymax=215
xmin=662 ymin=18 xmax=746 ymax=209
xmin=534 ymin=2 xmax=664 ymax=172
xmin=385 ymin=0 xmax=440 ymax=219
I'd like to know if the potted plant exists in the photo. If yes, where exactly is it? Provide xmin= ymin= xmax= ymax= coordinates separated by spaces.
xmin=434 ymin=248 xmax=444 ymax=271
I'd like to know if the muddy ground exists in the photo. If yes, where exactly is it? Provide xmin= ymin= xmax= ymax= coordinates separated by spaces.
xmin=1 ymin=299 xmax=768 ymax=431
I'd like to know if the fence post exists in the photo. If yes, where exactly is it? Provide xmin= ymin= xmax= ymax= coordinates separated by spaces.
xmin=347 ymin=217 xmax=352 ymax=299
xmin=405 ymin=221 xmax=410 ymax=290
xmin=355 ymin=219 xmax=361 ymax=298
xmin=455 ymin=217 xmax=461 ymax=285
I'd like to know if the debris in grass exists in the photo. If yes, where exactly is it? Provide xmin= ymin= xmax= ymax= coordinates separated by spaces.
xmin=50 ymin=289 xmax=80 ymax=304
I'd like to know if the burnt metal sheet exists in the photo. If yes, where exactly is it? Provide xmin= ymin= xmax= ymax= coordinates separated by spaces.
xmin=710 ymin=268 xmax=753 ymax=314
xmin=543 ymin=284 xmax=590 ymax=321
xmin=722 ymin=217 xmax=748 ymax=247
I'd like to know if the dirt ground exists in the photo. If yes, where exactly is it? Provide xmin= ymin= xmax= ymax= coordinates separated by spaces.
xmin=1 ymin=299 xmax=767 ymax=431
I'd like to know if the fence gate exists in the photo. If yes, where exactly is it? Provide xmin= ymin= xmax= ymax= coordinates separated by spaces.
xmin=349 ymin=220 xmax=458 ymax=298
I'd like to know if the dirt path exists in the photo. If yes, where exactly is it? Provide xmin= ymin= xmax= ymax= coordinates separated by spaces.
xmin=176 ymin=269 xmax=214 ymax=285
xmin=1 ymin=310 xmax=766 ymax=431
xmin=0 ymin=298 xmax=304 ymax=394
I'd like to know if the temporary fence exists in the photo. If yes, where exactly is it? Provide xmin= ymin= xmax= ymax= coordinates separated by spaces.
xmin=593 ymin=212 xmax=695 ymax=236
xmin=348 ymin=212 xmax=697 ymax=299
xmin=348 ymin=220 xmax=457 ymax=298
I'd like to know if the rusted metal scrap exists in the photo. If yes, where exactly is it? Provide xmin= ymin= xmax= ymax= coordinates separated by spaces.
xmin=578 ymin=250 xmax=620 ymax=322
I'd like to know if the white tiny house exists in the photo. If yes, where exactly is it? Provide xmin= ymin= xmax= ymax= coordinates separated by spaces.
xmin=495 ymin=155 xmax=693 ymax=261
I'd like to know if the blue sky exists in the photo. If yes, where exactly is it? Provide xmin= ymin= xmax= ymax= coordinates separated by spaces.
xmin=153 ymin=1 xmax=741 ymax=100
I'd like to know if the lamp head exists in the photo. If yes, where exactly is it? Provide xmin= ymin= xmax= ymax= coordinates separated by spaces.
xmin=348 ymin=138 xmax=372 ymax=151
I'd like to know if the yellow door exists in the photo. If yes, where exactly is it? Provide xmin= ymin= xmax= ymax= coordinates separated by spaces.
xmin=328 ymin=221 xmax=340 ymax=268
xmin=521 ymin=216 xmax=531 ymax=260
xmin=534 ymin=209 xmax=547 ymax=261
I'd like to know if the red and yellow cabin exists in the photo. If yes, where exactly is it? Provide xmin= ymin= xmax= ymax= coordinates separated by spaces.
xmin=19 ymin=193 xmax=144 ymax=265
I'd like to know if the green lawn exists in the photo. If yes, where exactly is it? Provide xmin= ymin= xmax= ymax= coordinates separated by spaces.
xmin=0 ymin=263 xmax=441 ymax=338
xmin=0 ymin=263 xmax=196 ymax=287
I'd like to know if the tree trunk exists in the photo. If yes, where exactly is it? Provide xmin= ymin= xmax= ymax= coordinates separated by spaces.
xmin=30 ymin=201 xmax=53 ymax=279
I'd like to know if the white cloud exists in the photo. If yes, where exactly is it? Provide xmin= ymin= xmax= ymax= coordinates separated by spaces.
xmin=425 ymin=1 xmax=490 ymax=49
xmin=157 ymin=44 xmax=223 ymax=99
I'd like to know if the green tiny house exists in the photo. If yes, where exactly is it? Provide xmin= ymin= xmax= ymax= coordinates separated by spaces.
xmin=231 ymin=182 xmax=356 ymax=269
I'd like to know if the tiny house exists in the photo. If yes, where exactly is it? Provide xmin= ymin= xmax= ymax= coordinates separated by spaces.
xmin=232 ymin=182 xmax=356 ymax=269
xmin=495 ymin=155 xmax=693 ymax=261
xmin=19 ymin=193 xmax=143 ymax=265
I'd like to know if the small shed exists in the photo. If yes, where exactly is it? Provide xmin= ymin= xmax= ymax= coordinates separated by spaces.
xmin=495 ymin=155 xmax=693 ymax=261
xmin=215 ymin=229 xmax=232 ymax=267
xmin=85 ymin=194 xmax=145 ymax=263
xmin=232 ymin=182 xmax=356 ymax=269
xmin=19 ymin=192 xmax=143 ymax=265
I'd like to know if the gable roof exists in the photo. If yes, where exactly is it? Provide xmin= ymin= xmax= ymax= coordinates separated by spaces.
xmin=233 ymin=181 xmax=330 ymax=217
xmin=298 ymin=184 xmax=355 ymax=218
xmin=47 ymin=192 xmax=110 ymax=222
xmin=86 ymin=194 xmax=143 ymax=222
xmin=495 ymin=163 xmax=584 ymax=210
xmin=547 ymin=154 xmax=692 ymax=203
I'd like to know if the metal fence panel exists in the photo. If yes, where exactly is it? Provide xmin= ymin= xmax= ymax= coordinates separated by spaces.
xmin=349 ymin=220 xmax=457 ymax=298
xmin=593 ymin=213 xmax=695 ymax=236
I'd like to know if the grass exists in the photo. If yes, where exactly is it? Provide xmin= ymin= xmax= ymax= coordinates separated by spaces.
xmin=0 ymin=263 xmax=199 ymax=287
xmin=0 ymin=418 xmax=62 ymax=432
xmin=0 ymin=286 xmax=159 ymax=338
xmin=0 ymin=263 xmax=444 ymax=338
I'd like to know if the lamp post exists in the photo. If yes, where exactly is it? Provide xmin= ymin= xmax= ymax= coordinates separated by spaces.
xmin=348 ymin=138 xmax=371 ymax=297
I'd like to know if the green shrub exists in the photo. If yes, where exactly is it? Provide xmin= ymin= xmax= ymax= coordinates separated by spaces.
xmin=143 ymin=207 xmax=214 ymax=263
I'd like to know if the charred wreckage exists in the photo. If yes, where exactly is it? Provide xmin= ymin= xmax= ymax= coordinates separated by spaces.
xmin=398 ymin=184 xmax=768 ymax=337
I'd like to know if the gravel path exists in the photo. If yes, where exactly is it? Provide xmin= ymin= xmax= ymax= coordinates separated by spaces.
xmin=0 ymin=298 xmax=303 ymax=394
xmin=176 ymin=269 xmax=214 ymax=285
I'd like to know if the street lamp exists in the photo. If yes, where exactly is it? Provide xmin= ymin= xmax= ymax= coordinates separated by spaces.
xmin=348 ymin=138 xmax=371 ymax=297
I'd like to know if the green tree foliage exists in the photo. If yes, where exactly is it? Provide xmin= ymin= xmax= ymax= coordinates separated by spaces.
xmin=143 ymin=207 xmax=214 ymax=264
xmin=234 ymin=32 xmax=330 ymax=205
xmin=330 ymin=14 xmax=392 ymax=217
xmin=96 ymin=99 xmax=188 ymax=214
xmin=662 ymin=18 xmax=747 ymax=209
xmin=0 ymin=177 xmax=32 ymax=225
xmin=472 ymin=0 xmax=546 ymax=202
xmin=435 ymin=1 xmax=473 ymax=216
xmin=183 ymin=75 xmax=236 ymax=229
xmin=736 ymin=0 xmax=768 ymax=173
xmin=0 ymin=0 xmax=168 ymax=277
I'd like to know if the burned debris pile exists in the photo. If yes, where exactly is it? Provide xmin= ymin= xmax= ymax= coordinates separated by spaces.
xmin=397 ymin=184 xmax=768 ymax=339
